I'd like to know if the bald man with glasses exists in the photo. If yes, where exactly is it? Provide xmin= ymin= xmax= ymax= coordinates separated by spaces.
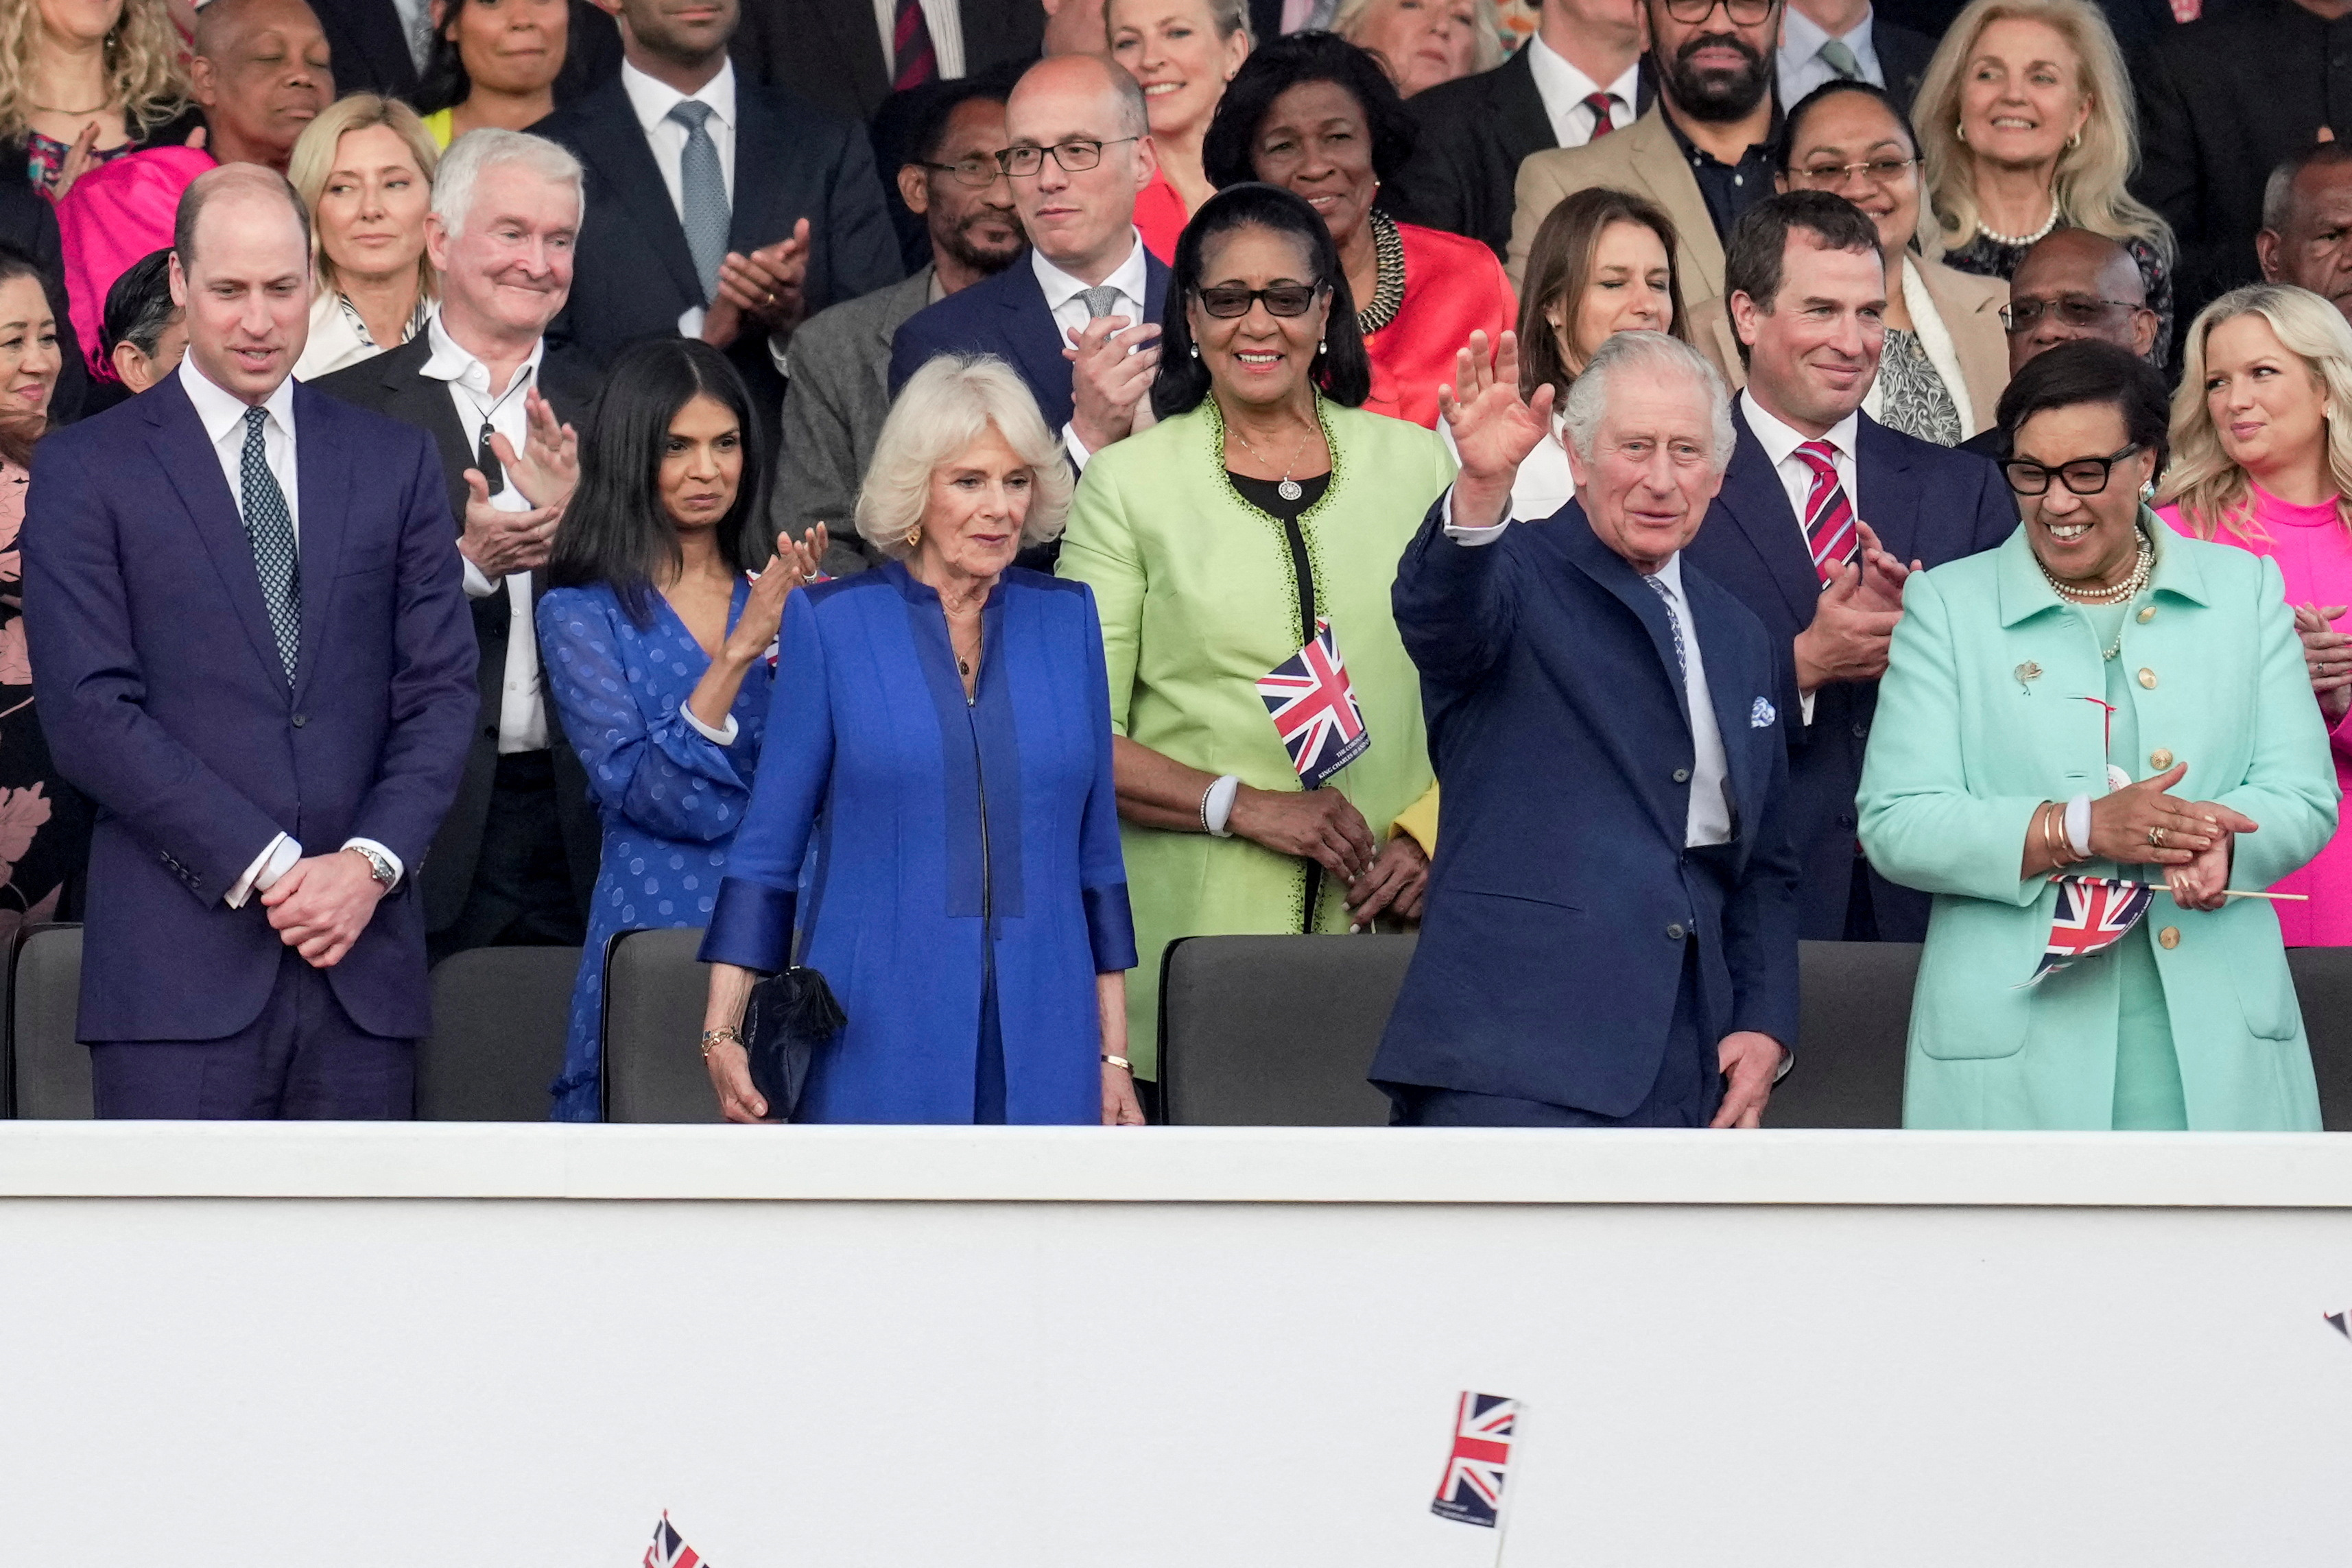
xmin=1958 ymin=228 xmax=2158 ymax=460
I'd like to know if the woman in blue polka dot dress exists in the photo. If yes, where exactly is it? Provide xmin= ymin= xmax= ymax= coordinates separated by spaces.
xmin=536 ymin=340 xmax=827 ymax=1120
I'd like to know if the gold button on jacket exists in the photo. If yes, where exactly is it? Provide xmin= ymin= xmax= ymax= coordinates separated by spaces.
xmin=2158 ymin=926 xmax=2181 ymax=949
xmin=2150 ymin=748 xmax=2174 ymax=770
xmin=2137 ymin=667 xmax=2158 ymax=689
xmin=2137 ymin=606 xmax=2157 ymax=623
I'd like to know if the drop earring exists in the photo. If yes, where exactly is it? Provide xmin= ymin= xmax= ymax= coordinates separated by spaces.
xmin=1317 ymin=339 xmax=1327 ymax=354
xmin=1190 ymin=342 xmax=1199 ymax=358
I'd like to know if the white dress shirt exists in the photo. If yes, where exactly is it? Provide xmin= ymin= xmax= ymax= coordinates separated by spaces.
xmin=620 ymin=59 xmax=738 ymax=339
xmin=422 ymin=311 xmax=551 ymax=757
xmin=1523 ymin=36 xmax=1639 ymax=149
xmin=1033 ymin=231 xmax=1150 ymax=468
xmin=178 ymin=357 xmax=405 ymax=905
xmin=1437 ymin=488 xmax=1731 ymax=847
xmin=1776 ymin=5 xmax=1885 ymax=108
xmin=868 ymin=0 xmax=966 ymax=79
xmin=1740 ymin=389 xmax=1861 ymax=725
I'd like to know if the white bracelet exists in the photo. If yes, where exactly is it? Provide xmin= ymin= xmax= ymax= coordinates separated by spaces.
xmin=1204 ymin=774 xmax=1239 ymax=838
xmin=2065 ymin=793 xmax=2092 ymax=859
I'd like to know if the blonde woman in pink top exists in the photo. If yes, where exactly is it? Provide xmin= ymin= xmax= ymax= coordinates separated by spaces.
xmin=2159 ymin=282 xmax=2352 ymax=945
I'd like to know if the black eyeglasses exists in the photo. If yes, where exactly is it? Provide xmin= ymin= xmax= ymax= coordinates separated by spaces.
xmin=920 ymin=154 xmax=1009 ymax=187
xmin=1787 ymin=157 xmax=1919 ymax=189
xmin=2003 ymin=443 xmax=2143 ymax=497
xmin=1660 ymin=0 xmax=1774 ymax=24
xmin=2000 ymin=296 xmax=2143 ymax=332
xmin=995 ymin=137 xmax=1139 ymax=177
xmin=1193 ymin=283 xmax=1327 ymax=318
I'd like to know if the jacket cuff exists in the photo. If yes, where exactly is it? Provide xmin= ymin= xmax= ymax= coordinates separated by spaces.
xmin=697 ymin=876 xmax=797 ymax=973
xmin=1083 ymin=882 xmax=1139 ymax=973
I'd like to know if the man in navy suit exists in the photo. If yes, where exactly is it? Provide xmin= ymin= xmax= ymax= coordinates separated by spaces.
xmin=890 ymin=54 xmax=1170 ymax=468
xmin=21 ymin=165 xmax=477 ymax=1119
xmin=1375 ymin=330 xmax=1801 ymax=1128
xmin=1683 ymin=191 xmax=2015 ymax=943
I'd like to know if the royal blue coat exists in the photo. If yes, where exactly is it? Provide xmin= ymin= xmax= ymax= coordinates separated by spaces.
xmin=700 ymin=561 xmax=1137 ymax=1124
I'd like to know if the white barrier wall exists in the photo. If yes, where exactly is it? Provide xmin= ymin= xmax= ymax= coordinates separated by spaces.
xmin=1 ymin=1126 xmax=2349 ymax=1566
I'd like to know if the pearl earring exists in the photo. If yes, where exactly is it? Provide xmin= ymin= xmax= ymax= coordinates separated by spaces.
xmin=1955 ymin=121 xmax=1967 ymax=144
xmin=1190 ymin=342 xmax=1199 ymax=358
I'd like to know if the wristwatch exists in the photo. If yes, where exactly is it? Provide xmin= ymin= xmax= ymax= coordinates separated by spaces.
xmin=347 ymin=844 xmax=397 ymax=890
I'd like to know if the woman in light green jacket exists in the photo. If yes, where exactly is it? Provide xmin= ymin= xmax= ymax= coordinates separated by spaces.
xmin=1058 ymin=184 xmax=1455 ymax=1086
xmin=1859 ymin=341 xmax=2338 ymax=1130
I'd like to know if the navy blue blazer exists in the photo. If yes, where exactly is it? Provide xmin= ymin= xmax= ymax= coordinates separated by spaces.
xmin=21 ymin=377 xmax=479 ymax=1043
xmin=1680 ymin=412 xmax=2016 ymax=942
xmin=886 ymin=252 xmax=1173 ymax=433
xmin=1373 ymin=499 xmax=1803 ymax=1118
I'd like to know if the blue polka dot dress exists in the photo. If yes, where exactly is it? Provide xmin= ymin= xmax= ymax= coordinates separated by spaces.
xmin=536 ymin=578 xmax=770 ymax=1120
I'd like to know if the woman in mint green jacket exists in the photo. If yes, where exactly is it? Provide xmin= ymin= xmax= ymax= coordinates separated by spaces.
xmin=1859 ymin=342 xmax=2338 ymax=1130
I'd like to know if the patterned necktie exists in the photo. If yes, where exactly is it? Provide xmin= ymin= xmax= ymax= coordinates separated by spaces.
xmin=1818 ymin=38 xmax=1863 ymax=80
xmin=1643 ymin=573 xmax=1687 ymax=679
xmin=1794 ymin=438 xmax=1858 ymax=586
xmin=666 ymin=99 xmax=729 ymax=305
xmin=238 ymin=405 xmax=301 ymax=685
xmin=892 ymin=0 xmax=938 ymax=91
xmin=1582 ymin=91 xmax=1619 ymax=139
xmin=1078 ymin=285 xmax=1121 ymax=319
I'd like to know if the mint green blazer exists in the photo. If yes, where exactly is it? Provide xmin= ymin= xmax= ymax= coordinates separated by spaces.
xmin=1857 ymin=521 xmax=2339 ymax=1130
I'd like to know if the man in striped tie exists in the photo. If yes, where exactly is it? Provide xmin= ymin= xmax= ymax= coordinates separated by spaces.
xmin=1681 ymin=190 xmax=2017 ymax=943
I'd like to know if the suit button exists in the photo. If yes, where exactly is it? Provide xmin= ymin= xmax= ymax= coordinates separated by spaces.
xmin=290 ymin=713 xmax=307 ymax=727
xmin=2150 ymin=748 xmax=2174 ymax=770
xmin=1665 ymin=922 xmax=1687 ymax=940
xmin=2158 ymin=926 xmax=2181 ymax=949
xmin=483 ymin=724 xmax=499 ymax=739
xmin=1672 ymin=767 xmax=1691 ymax=783
xmin=1837 ymin=812 xmax=1856 ymax=829
xmin=1851 ymin=721 xmax=1868 ymax=739
xmin=2137 ymin=667 xmax=2157 ymax=689
xmin=2137 ymin=606 xmax=2157 ymax=623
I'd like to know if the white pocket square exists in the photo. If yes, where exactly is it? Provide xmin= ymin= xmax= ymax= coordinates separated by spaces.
xmin=1750 ymin=697 xmax=1777 ymax=728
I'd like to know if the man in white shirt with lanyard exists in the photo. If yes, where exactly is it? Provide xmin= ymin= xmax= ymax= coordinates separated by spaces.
xmin=316 ymin=130 xmax=604 ymax=961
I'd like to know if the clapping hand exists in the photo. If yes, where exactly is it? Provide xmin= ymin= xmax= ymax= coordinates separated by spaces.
xmin=2294 ymin=602 xmax=2352 ymax=725
xmin=2085 ymin=761 xmax=2255 ymax=870
xmin=2164 ymin=799 xmax=2254 ymax=912
xmin=487 ymin=388 xmax=580 ymax=510
xmin=723 ymin=525 xmax=827 ymax=667
xmin=1438 ymin=330 xmax=1554 ymax=530
xmin=53 ymin=121 xmax=102 ymax=202
xmin=457 ymin=468 xmax=562 ymax=580
xmin=717 ymin=218 xmax=813 ymax=340
xmin=1064 ymin=314 xmax=1161 ymax=453
xmin=1851 ymin=520 xmax=1921 ymax=615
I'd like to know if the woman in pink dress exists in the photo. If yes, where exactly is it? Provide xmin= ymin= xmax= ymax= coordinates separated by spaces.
xmin=2158 ymin=282 xmax=2352 ymax=945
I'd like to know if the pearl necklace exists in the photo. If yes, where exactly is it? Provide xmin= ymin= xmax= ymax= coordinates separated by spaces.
xmin=1977 ymin=201 xmax=2060 ymax=249
xmin=2039 ymin=527 xmax=2155 ymax=658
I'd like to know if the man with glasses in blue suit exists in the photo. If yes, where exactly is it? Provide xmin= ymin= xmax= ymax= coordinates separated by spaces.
xmin=889 ymin=53 xmax=1172 ymax=475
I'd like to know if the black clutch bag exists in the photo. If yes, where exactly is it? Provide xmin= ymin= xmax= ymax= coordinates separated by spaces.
xmin=740 ymin=965 xmax=848 ymax=1122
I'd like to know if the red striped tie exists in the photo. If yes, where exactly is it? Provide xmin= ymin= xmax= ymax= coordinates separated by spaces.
xmin=1582 ymin=91 xmax=1617 ymax=138
xmin=892 ymin=0 xmax=937 ymax=91
xmin=1795 ymin=438 xmax=1857 ymax=586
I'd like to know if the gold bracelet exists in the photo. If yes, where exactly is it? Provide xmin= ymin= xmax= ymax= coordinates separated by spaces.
xmin=1101 ymin=1054 xmax=1132 ymax=1072
xmin=699 ymin=1025 xmax=741 ymax=1058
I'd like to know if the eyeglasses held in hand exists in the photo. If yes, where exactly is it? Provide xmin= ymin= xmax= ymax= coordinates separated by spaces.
xmin=2002 ymin=443 xmax=2143 ymax=497
xmin=1193 ymin=283 xmax=1327 ymax=318
xmin=1999 ymin=296 xmax=2141 ymax=332
xmin=921 ymin=154 xmax=1009 ymax=187
xmin=995 ymin=137 xmax=1140 ymax=176
xmin=1660 ymin=0 xmax=1774 ymax=25
xmin=1787 ymin=157 xmax=1919 ymax=189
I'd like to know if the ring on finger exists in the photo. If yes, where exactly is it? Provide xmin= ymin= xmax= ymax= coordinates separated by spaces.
xmin=2148 ymin=826 xmax=2167 ymax=847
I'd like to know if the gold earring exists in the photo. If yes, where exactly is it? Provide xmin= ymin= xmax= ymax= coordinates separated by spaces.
xmin=1955 ymin=121 xmax=1967 ymax=144
xmin=906 ymin=525 xmax=923 ymax=550
xmin=2067 ymin=130 xmax=2081 ymax=150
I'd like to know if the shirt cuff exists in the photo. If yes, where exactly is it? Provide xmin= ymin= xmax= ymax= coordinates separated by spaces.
xmin=768 ymin=335 xmax=792 ymax=377
xmin=460 ymin=555 xmax=500 ymax=599
xmin=1439 ymin=485 xmax=1512 ymax=545
xmin=1064 ymin=420 xmax=1093 ymax=471
xmin=342 ymin=838 xmax=404 ymax=891
xmin=1798 ymin=689 xmax=1818 ymax=726
xmin=226 ymin=832 xmax=302 ymax=909
xmin=682 ymin=706 xmax=739 ymax=746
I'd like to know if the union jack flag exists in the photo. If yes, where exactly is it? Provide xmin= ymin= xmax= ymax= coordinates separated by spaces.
xmin=2021 ymin=875 xmax=2157 ymax=986
xmin=1257 ymin=619 xmax=1370 ymax=789
xmin=1431 ymin=1392 xmax=1519 ymax=1528
xmin=643 ymin=1512 xmax=706 ymax=1568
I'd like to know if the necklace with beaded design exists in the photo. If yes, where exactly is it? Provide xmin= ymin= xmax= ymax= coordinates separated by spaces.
xmin=1354 ymin=211 xmax=1407 ymax=337
xmin=2038 ymin=527 xmax=2155 ymax=658
xmin=1976 ymin=201 xmax=2060 ymax=249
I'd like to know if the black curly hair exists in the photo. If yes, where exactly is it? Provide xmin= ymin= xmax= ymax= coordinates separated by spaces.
xmin=1200 ymin=30 xmax=1418 ymax=191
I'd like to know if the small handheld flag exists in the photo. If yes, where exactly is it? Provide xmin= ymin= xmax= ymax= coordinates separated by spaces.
xmin=1258 ymin=618 xmax=1370 ymax=789
xmin=643 ymin=1512 xmax=706 ymax=1568
xmin=1431 ymin=1392 xmax=1519 ymax=1529
xmin=2020 ymin=875 xmax=2156 ymax=986
xmin=2327 ymin=1310 xmax=2349 ymax=1342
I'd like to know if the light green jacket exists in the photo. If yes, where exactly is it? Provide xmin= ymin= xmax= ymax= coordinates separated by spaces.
xmin=1857 ymin=522 xmax=2338 ymax=1130
xmin=1058 ymin=398 xmax=1457 ymax=1076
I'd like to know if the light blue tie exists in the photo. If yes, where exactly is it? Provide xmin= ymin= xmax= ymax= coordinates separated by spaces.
xmin=1643 ymin=573 xmax=1687 ymax=680
xmin=1818 ymin=38 xmax=1863 ymax=80
xmin=667 ymin=99 xmax=730 ymax=305
xmin=239 ymin=405 xmax=301 ymax=685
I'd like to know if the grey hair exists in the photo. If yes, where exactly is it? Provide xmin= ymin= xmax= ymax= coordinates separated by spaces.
xmin=857 ymin=354 xmax=1076 ymax=559
xmin=2263 ymin=143 xmax=2352 ymax=235
xmin=431 ymin=128 xmax=584 ymax=237
xmin=1560 ymin=331 xmax=1735 ymax=473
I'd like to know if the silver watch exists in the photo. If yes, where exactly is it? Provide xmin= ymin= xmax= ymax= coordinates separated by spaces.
xmin=348 ymin=844 xmax=396 ymax=889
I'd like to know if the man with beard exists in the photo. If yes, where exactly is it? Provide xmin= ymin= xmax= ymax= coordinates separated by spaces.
xmin=1506 ymin=0 xmax=1782 ymax=331
xmin=776 ymin=82 xmax=1023 ymax=575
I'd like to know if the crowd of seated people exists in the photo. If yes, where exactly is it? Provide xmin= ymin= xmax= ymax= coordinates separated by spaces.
xmin=8 ymin=0 xmax=2352 ymax=1137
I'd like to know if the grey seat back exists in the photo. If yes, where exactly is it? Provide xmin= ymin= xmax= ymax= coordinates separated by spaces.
xmin=601 ymin=927 xmax=722 ymax=1122
xmin=2288 ymin=947 xmax=2352 ymax=1132
xmin=1158 ymin=934 xmax=1413 ymax=1126
xmin=10 ymin=924 xmax=90 ymax=1119
xmin=418 ymin=946 xmax=583 ymax=1120
xmin=1765 ymin=940 xmax=1921 ymax=1129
